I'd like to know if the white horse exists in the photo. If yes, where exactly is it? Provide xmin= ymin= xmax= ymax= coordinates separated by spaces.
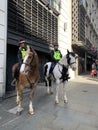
xmin=44 ymin=50 xmax=77 ymax=104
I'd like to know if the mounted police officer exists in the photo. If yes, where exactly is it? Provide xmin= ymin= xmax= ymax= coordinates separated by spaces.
xmin=18 ymin=39 xmax=29 ymax=64
xmin=49 ymin=44 xmax=62 ymax=74
xmin=13 ymin=40 xmax=29 ymax=79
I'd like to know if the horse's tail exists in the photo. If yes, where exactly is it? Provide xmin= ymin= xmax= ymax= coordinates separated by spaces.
xmin=11 ymin=78 xmax=16 ymax=86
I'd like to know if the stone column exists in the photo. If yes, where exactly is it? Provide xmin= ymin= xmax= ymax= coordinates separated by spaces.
xmin=0 ymin=0 xmax=7 ymax=98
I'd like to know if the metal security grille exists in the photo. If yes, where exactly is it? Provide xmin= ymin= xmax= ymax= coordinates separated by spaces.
xmin=8 ymin=0 xmax=58 ymax=51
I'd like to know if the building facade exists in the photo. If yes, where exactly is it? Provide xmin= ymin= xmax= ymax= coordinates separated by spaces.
xmin=58 ymin=0 xmax=76 ymax=78
xmin=1 ymin=0 xmax=98 ymax=98
xmin=72 ymin=0 xmax=98 ymax=75
xmin=0 ymin=0 xmax=60 ymax=98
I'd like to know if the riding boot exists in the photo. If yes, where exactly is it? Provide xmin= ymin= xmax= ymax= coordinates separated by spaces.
xmin=14 ymin=64 xmax=20 ymax=79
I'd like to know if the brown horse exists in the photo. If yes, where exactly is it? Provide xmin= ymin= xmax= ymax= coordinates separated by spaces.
xmin=11 ymin=46 xmax=40 ymax=115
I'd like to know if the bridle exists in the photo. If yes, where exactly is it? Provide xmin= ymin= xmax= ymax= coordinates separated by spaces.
xmin=58 ymin=54 xmax=76 ymax=68
xmin=22 ymin=54 xmax=34 ymax=72
xmin=57 ymin=53 xmax=76 ymax=80
xmin=66 ymin=53 xmax=76 ymax=66
xmin=69 ymin=61 xmax=76 ymax=66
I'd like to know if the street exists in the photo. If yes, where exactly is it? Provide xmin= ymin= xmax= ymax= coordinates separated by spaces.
xmin=0 ymin=75 xmax=98 ymax=130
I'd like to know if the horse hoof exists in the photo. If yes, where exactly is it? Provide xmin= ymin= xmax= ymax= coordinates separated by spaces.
xmin=64 ymin=100 xmax=68 ymax=103
xmin=47 ymin=88 xmax=50 ymax=94
xmin=55 ymin=100 xmax=59 ymax=104
xmin=16 ymin=101 xmax=19 ymax=105
xmin=47 ymin=90 xmax=50 ymax=94
xmin=50 ymin=91 xmax=53 ymax=94
xmin=16 ymin=111 xmax=21 ymax=116
xmin=29 ymin=111 xmax=35 ymax=115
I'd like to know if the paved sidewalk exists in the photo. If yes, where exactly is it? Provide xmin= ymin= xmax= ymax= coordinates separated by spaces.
xmin=0 ymin=74 xmax=98 ymax=130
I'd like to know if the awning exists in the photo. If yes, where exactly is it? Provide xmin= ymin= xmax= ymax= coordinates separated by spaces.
xmin=72 ymin=41 xmax=97 ymax=57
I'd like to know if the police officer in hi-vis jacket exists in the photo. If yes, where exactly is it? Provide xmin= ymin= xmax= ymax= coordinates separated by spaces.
xmin=18 ymin=40 xmax=29 ymax=64
xmin=13 ymin=40 xmax=29 ymax=79
xmin=49 ymin=44 xmax=62 ymax=74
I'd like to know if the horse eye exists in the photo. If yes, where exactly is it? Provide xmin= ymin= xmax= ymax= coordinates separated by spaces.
xmin=29 ymin=56 xmax=32 ymax=59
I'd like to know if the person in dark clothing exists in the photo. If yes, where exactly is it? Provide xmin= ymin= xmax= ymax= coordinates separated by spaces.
xmin=49 ymin=44 xmax=62 ymax=74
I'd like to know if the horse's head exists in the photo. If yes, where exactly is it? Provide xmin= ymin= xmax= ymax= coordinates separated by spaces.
xmin=25 ymin=51 xmax=34 ymax=65
xmin=20 ymin=48 xmax=34 ymax=74
xmin=66 ymin=50 xmax=77 ymax=71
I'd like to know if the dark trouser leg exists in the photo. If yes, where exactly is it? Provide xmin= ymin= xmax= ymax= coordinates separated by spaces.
xmin=14 ymin=64 xmax=20 ymax=79
xmin=49 ymin=62 xmax=55 ymax=74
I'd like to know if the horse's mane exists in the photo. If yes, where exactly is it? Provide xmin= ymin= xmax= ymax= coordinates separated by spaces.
xmin=60 ymin=51 xmax=75 ymax=61
xmin=59 ymin=54 xmax=67 ymax=64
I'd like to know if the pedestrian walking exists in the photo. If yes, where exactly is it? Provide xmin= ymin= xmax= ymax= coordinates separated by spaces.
xmin=90 ymin=62 xmax=97 ymax=77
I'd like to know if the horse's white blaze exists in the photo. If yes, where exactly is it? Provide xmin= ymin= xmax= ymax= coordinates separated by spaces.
xmin=20 ymin=55 xmax=29 ymax=72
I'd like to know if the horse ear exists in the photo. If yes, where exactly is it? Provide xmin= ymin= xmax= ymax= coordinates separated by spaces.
xmin=67 ymin=49 xmax=69 ymax=54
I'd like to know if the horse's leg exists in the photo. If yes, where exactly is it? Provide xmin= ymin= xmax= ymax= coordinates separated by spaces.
xmin=45 ymin=76 xmax=50 ymax=94
xmin=49 ymin=79 xmax=53 ymax=94
xmin=55 ymin=79 xmax=60 ymax=104
xmin=15 ymin=81 xmax=19 ymax=104
xmin=16 ymin=85 xmax=23 ymax=115
xmin=47 ymin=80 xmax=50 ymax=94
xmin=63 ymin=81 xmax=68 ymax=103
xmin=17 ymin=100 xmax=22 ymax=115
xmin=16 ymin=90 xmax=20 ymax=105
xmin=29 ymin=83 xmax=37 ymax=115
